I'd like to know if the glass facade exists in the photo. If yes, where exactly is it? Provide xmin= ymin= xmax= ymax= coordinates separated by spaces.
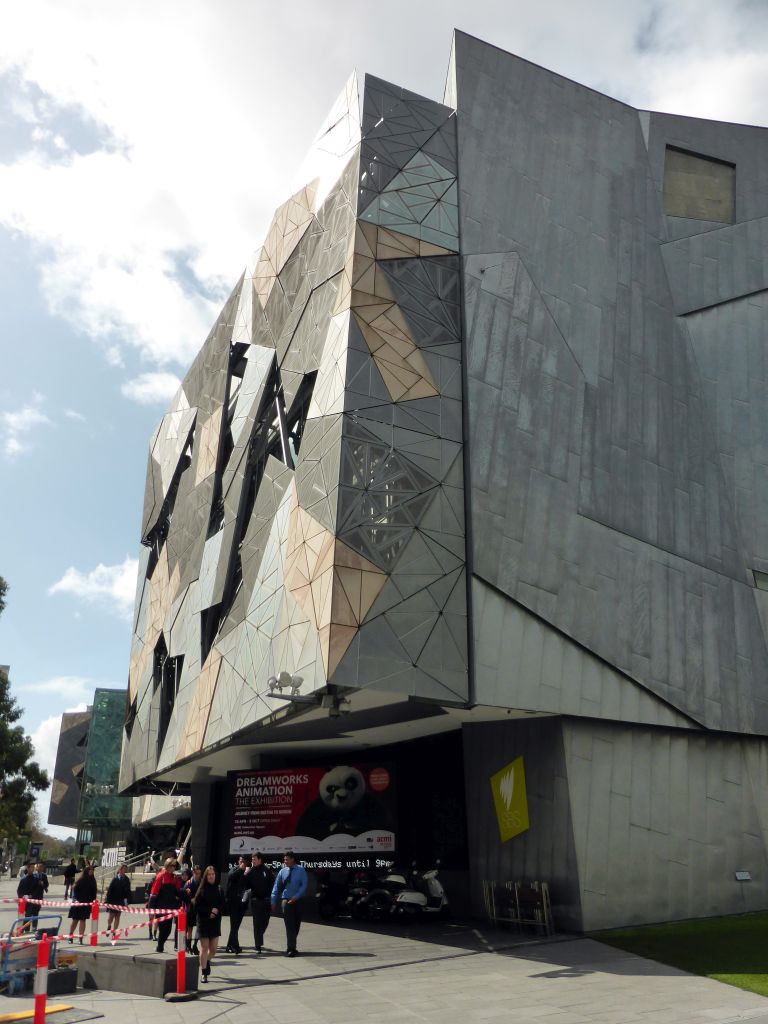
xmin=78 ymin=688 xmax=132 ymax=837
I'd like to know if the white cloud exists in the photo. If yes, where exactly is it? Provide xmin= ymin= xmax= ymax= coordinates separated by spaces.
xmin=20 ymin=677 xmax=94 ymax=701
xmin=121 ymin=372 xmax=181 ymax=405
xmin=30 ymin=715 xmax=66 ymax=780
xmin=4 ymin=436 xmax=25 ymax=457
xmin=48 ymin=556 xmax=139 ymax=620
xmin=29 ymin=701 xmax=89 ymax=778
xmin=0 ymin=0 xmax=767 ymax=383
xmin=63 ymin=408 xmax=85 ymax=421
xmin=1 ymin=395 xmax=51 ymax=457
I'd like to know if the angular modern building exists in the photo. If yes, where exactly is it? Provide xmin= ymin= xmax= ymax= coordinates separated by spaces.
xmin=48 ymin=691 xmax=187 ymax=856
xmin=120 ymin=31 xmax=768 ymax=930
xmin=48 ymin=708 xmax=91 ymax=830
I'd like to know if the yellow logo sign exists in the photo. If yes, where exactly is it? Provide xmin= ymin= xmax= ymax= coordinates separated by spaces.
xmin=490 ymin=756 xmax=529 ymax=842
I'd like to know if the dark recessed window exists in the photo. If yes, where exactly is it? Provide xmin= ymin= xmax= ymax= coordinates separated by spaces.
xmin=158 ymin=654 xmax=184 ymax=755
xmin=663 ymin=146 xmax=735 ymax=223
xmin=204 ymin=366 xmax=317 ymax=646
xmin=753 ymin=569 xmax=768 ymax=591
xmin=144 ymin=437 xmax=193 ymax=577
xmin=152 ymin=634 xmax=168 ymax=693
xmin=125 ymin=696 xmax=137 ymax=740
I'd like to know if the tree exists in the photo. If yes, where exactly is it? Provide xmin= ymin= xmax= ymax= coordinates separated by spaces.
xmin=0 ymin=576 xmax=7 ymax=617
xmin=0 ymin=660 xmax=50 ymax=843
xmin=25 ymin=806 xmax=75 ymax=860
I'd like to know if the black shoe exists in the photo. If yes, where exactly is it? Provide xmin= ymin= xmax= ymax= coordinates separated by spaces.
xmin=286 ymin=949 xmax=298 ymax=958
xmin=256 ymin=946 xmax=262 ymax=954
xmin=191 ymin=942 xmax=199 ymax=955
xmin=156 ymin=945 xmax=164 ymax=953
xmin=234 ymin=947 xmax=242 ymax=955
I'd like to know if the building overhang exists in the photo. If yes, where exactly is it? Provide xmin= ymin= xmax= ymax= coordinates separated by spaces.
xmin=123 ymin=687 xmax=549 ymax=792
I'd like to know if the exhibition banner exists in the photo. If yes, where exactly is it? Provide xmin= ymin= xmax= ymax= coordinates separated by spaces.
xmin=228 ymin=763 xmax=396 ymax=857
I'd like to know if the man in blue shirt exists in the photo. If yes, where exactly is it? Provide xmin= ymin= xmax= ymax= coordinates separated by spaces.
xmin=271 ymin=851 xmax=308 ymax=957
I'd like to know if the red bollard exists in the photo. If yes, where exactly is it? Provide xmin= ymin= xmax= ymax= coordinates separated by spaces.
xmin=33 ymin=934 xmax=49 ymax=1024
xmin=90 ymin=900 xmax=100 ymax=947
xmin=18 ymin=895 xmax=26 ymax=919
xmin=164 ymin=908 xmax=196 ymax=1001
xmin=176 ymin=908 xmax=186 ymax=995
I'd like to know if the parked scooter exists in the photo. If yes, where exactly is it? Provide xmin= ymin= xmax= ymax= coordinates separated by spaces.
xmin=348 ymin=867 xmax=408 ymax=921
xmin=392 ymin=861 xmax=449 ymax=919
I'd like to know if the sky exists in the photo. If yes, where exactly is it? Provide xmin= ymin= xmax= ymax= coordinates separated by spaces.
xmin=1 ymin=0 xmax=768 ymax=838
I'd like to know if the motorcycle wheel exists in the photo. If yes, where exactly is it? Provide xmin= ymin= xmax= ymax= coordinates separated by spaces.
xmin=367 ymin=896 xmax=390 ymax=922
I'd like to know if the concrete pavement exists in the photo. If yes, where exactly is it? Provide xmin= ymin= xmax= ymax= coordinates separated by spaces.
xmin=2 ymin=877 xmax=768 ymax=1024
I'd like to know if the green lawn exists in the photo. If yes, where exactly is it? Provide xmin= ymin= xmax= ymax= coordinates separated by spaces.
xmin=595 ymin=913 xmax=768 ymax=998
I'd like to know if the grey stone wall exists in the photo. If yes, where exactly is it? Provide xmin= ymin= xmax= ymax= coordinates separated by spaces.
xmin=453 ymin=32 xmax=768 ymax=929
xmin=644 ymin=111 xmax=768 ymax=242
xmin=472 ymin=578 xmax=695 ymax=730
xmin=463 ymin=716 xmax=768 ymax=931
xmin=452 ymin=30 xmax=768 ymax=736
xmin=562 ymin=719 xmax=768 ymax=930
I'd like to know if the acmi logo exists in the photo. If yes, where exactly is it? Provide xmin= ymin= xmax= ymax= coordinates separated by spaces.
xmin=490 ymin=756 xmax=530 ymax=843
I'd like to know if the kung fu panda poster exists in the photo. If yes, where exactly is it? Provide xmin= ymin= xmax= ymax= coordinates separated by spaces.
xmin=228 ymin=763 xmax=396 ymax=858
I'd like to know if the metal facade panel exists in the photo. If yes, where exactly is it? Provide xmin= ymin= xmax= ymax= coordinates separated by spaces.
xmin=121 ymin=72 xmax=470 ymax=792
xmin=453 ymin=30 xmax=768 ymax=735
xmin=662 ymin=217 xmax=768 ymax=315
xmin=48 ymin=710 xmax=91 ymax=829
xmin=462 ymin=719 xmax=584 ymax=931
xmin=560 ymin=719 xmax=768 ymax=929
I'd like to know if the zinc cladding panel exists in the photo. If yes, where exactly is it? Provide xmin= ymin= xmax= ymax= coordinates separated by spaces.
xmin=560 ymin=719 xmax=768 ymax=929
xmin=452 ymin=30 xmax=768 ymax=735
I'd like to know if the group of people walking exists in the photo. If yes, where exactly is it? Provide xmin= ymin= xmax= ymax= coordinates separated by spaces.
xmin=222 ymin=852 xmax=273 ymax=955
xmin=16 ymin=859 xmax=96 ymax=942
xmin=144 ymin=850 xmax=308 ymax=981
xmin=144 ymin=858 xmax=225 ymax=981
xmin=17 ymin=849 xmax=309 ymax=983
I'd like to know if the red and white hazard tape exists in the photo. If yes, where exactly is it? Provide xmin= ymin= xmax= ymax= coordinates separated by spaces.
xmin=2 ymin=910 xmax=179 ymax=948
xmin=3 ymin=897 xmax=182 ymax=915
xmin=19 ymin=907 xmax=191 ymax=1024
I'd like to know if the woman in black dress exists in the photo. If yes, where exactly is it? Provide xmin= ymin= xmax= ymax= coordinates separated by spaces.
xmin=183 ymin=866 xmax=202 ymax=955
xmin=68 ymin=865 xmax=97 ymax=943
xmin=193 ymin=865 xmax=224 ymax=981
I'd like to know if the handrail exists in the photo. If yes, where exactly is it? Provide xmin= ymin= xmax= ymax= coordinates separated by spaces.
xmin=93 ymin=832 xmax=193 ymax=898
xmin=94 ymin=849 xmax=153 ymax=898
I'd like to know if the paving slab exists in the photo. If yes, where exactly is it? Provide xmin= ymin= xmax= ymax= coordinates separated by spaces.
xmin=3 ymin=878 xmax=768 ymax=1024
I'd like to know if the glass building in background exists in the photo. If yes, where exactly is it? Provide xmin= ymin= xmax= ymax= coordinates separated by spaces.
xmin=77 ymin=688 xmax=132 ymax=850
